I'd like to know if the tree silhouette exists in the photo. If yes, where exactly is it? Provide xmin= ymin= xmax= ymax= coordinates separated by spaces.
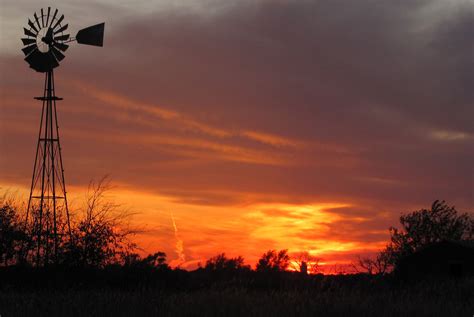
xmin=354 ymin=253 xmax=390 ymax=275
xmin=290 ymin=251 xmax=320 ymax=274
xmin=123 ymin=251 xmax=169 ymax=270
xmin=0 ymin=179 xmax=141 ymax=268
xmin=204 ymin=253 xmax=250 ymax=271
xmin=63 ymin=177 xmax=139 ymax=267
xmin=382 ymin=200 xmax=473 ymax=267
xmin=139 ymin=252 xmax=168 ymax=269
xmin=256 ymin=249 xmax=290 ymax=272
xmin=0 ymin=202 xmax=25 ymax=266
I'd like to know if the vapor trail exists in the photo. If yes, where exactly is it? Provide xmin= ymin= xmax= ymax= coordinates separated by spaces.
xmin=171 ymin=212 xmax=185 ymax=265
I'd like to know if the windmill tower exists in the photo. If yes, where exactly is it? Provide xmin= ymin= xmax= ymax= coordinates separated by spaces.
xmin=21 ymin=7 xmax=104 ymax=265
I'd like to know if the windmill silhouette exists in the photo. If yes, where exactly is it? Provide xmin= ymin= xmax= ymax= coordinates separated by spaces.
xmin=21 ymin=7 xmax=104 ymax=265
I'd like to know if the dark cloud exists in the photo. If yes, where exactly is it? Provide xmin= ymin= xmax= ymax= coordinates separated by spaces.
xmin=3 ymin=0 xmax=474 ymax=202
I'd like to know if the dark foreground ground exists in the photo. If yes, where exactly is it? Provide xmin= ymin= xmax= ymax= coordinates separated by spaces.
xmin=1 ymin=286 xmax=473 ymax=317
xmin=0 ymin=269 xmax=472 ymax=316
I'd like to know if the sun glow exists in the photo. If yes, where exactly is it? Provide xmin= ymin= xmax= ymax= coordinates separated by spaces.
xmin=0 ymin=181 xmax=385 ymax=272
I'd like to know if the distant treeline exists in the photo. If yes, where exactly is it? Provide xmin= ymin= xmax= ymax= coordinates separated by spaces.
xmin=1 ymin=177 xmax=473 ymax=282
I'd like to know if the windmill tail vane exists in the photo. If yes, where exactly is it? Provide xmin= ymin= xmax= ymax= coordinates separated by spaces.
xmin=21 ymin=7 xmax=104 ymax=266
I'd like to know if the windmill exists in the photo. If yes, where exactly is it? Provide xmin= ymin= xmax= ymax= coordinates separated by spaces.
xmin=21 ymin=7 xmax=104 ymax=265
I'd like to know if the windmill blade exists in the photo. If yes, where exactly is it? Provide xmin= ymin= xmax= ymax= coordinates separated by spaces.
xmin=21 ymin=38 xmax=36 ymax=46
xmin=51 ymin=46 xmax=65 ymax=61
xmin=28 ymin=19 xmax=38 ymax=34
xmin=45 ymin=7 xmax=51 ymax=27
xmin=33 ymin=13 xmax=41 ymax=30
xmin=41 ymin=8 xmax=45 ymax=27
xmin=54 ymin=34 xmax=70 ymax=42
xmin=45 ymin=28 xmax=54 ymax=41
xmin=49 ymin=8 xmax=58 ymax=28
xmin=25 ymin=49 xmax=59 ymax=72
xmin=24 ymin=27 xmax=37 ymax=38
xmin=52 ymin=14 xmax=64 ymax=31
xmin=54 ymin=24 xmax=68 ymax=35
xmin=44 ymin=53 xmax=60 ymax=70
xmin=76 ymin=23 xmax=105 ymax=46
xmin=22 ymin=44 xmax=37 ymax=56
xmin=25 ymin=49 xmax=41 ymax=67
xmin=54 ymin=42 xmax=69 ymax=52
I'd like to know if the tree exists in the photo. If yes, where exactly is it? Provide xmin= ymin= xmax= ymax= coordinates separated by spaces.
xmin=204 ymin=253 xmax=250 ymax=271
xmin=62 ymin=177 xmax=139 ymax=267
xmin=290 ymin=251 xmax=320 ymax=274
xmin=256 ymin=249 xmax=290 ymax=272
xmin=123 ymin=251 xmax=169 ymax=270
xmin=0 ymin=203 xmax=25 ymax=266
xmin=354 ymin=252 xmax=390 ymax=275
xmin=139 ymin=252 xmax=169 ymax=269
xmin=382 ymin=200 xmax=473 ymax=267
xmin=1 ymin=177 xmax=147 ymax=268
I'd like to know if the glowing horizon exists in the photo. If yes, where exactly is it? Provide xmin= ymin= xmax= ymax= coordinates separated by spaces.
xmin=0 ymin=181 xmax=401 ymax=272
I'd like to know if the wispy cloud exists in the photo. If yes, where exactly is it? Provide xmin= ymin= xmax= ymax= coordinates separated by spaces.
xmin=241 ymin=130 xmax=304 ymax=148
xmin=429 ymin=129 xmax=474 ymax=142
xmin=74 ymin=81 xmax=310 ymax=148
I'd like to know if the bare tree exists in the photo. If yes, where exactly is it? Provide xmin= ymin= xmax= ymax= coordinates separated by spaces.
xmin=353 ymin=252 xmax=390 ymax=275
xmin=63 ymin=176 xmax=140 ymax=267
xmin=290 ymin=251 xmax=320 ymax=274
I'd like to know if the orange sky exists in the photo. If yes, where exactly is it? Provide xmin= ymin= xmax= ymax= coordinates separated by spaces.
xmin=2 ymin=181 xmax=389 ymax=272
xmin=1 ymin=0 xmax=473 ymax=272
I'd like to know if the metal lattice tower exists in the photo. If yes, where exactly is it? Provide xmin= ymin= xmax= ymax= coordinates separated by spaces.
xmin=26 ymin=70 xmax=71 ymax=265
xmin=21 ymin=7 xmax=104 ymax=265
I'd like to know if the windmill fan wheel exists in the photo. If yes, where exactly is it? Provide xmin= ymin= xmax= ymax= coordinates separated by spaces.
xmin=21 ymin=7 xmax=70 ymax=73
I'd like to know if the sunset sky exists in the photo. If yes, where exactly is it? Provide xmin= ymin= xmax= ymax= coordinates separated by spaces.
xmin=0 ymin=0 xmax=473 ymax=271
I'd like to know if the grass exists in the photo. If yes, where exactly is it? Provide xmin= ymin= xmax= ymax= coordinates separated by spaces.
xmin=1 ymin=277 xmax=473 ymax=316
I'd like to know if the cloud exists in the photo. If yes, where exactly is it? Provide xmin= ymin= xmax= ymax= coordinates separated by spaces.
xmin=241 ymin=130 xmax=304 ymax=148
xmin=2 ymin=0 xmax=473 ymax=207
xmin=429 ymin=130 xmax=474 ymax=142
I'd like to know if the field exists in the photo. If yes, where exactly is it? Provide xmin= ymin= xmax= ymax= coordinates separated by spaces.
xmin=1 ymin=276 xmax=473 ymax=316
